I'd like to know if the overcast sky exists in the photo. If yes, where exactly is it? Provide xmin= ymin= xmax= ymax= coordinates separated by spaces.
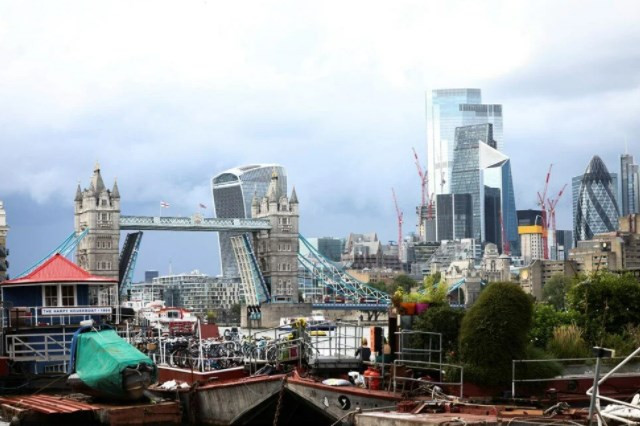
xmin=1 ymin=0 xmax=639 ymax=279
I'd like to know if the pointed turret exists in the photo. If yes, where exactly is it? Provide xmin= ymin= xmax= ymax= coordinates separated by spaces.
xmin=112 ymin=179 xmax=120 ymax=199
xmin=91 ymin=161 xmax=106 ymax=193
xmin=75 ymin=183 xmax=83 ymax=202
xmin=290 ymin=186 xmax=298 ymax=204
xmin=266 ymin=168 xmax=281 ymax=202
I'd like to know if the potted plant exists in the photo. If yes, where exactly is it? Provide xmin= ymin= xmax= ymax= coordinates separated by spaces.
xmin=416 ymin=293 xmax=430 ymax=315
xmin=391 ymin=288 xmax=404 ymax=314
xmin=401 ymin=292 xmax=419 ymax=316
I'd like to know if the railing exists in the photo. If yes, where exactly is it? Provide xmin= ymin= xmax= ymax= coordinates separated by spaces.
xmin=512 ymin=355 xmax=640 ymax=398
xmin=395 ymin=330 xmax=442 ymax=364
xmin=5 ymin=331 xmax=72 ymax=362
xmin=392 ymin=359 xmax=464 ymax=398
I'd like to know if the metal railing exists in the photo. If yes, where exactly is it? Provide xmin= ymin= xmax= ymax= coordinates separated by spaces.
xmin=512 ymin=355 xmax=640 ymax=398
xmin=395 ymin=330 xmax=442 ymax=364
xmin=392 ymin=359 xmax=464 ymax=398
xmin=5 ymin=331 xmax=72 ymax=362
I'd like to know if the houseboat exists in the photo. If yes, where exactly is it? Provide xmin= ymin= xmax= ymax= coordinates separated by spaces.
xmin=0 ymin=254 xmax=119 ymax=380
xmin=279 ymin=314 xmax=336 ymax=331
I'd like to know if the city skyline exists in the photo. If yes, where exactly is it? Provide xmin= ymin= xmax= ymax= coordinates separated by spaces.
xmin=0 ymin=1 xmax=639 ymax=278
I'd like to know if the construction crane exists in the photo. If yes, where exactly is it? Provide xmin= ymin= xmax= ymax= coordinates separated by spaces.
xmin=411 ymin=147 xmax=434 ymax=226
xmin=547 ymin=183 xmax=568 ymax=256
xmin=412 ymin=147 xmax=428 ymax=207
xmin=392 ymin=188 xmax=403 ymax=261
xmin=537 ymin=164 xmax=553 ymax=260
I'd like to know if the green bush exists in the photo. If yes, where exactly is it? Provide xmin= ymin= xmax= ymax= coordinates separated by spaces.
xmin=459 ymin=282 xmax=533 ymax=386
xmin=546 ymin=324 xmax=590 ymax=359
xmin=413 ymin=305 xmax=465 ymax=355
xmin=529 ymin=303 xmax=581 ymax=348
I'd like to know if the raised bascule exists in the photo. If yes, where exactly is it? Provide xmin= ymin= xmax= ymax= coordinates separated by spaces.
xmin=16 ymin=165 xmax=389 ymax=324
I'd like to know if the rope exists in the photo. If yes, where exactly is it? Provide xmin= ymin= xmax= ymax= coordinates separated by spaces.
xmin=272 ymin=376 xmax=286 ymax=426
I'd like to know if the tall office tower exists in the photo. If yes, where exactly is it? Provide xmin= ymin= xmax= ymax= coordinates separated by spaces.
xmin=211 ymin=164 xmax=287 ymax=278
xmin=426 ymin=89 xmax=503 ymax=196
xmin=552 ymin=230 xmax=574 ymax=261
xmin=449 ymin=123 xmax=519 ymax=254
xmin=573 ymin=172 xmax=618 ymax=228
xmin=621 ymin=153 xmax=640 ymax=215
xmin=484 ymin=187 xmax=502 ymax=247
xmin=574 ymin=156 xmax=621 ymax=244
xmin=0 ymin=201 xmax=8 ymax=281
xmin=435 ymin=193 xmax=473 ymax=241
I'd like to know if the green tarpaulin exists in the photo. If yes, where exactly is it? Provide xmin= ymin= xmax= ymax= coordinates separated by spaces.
xmin=75 ymin=329 xmax=156 ymax=398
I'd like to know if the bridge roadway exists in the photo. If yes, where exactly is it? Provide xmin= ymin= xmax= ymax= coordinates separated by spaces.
xmin=119 ymin=215 xmax=271 ymax=232
xmin=312 ymin=303 xmax=388 ymax=311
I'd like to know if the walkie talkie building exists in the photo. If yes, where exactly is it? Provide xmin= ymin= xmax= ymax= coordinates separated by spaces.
xmin=211 ymin=164 xmax=287 ymax=278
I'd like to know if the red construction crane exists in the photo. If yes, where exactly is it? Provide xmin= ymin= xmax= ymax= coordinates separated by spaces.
xmin=411 ymin=148 xmax=434 ymax=220
xmin=412 ymin=147 xmax=428 ymax=207
xmin=392 ymin=188 xmax=403 ymax=261
xmin=536 ymin=164 xmax=553 ymax=259
xmin=547 ymin=183 xmax=568 ymax=252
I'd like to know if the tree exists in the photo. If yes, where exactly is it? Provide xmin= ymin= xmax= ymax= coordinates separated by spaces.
xmin=459 ymin=282 xmax=533 ymax=386
xmin=368 ymin=280 xmax=388 ymax=293
xmin=542 ymin=273 xmax=573 ymax=310
xmin=529 ymin=303 xmax=581 ymax=348
xmin=567 ymin=272 xmax=640 ymax=344
xmin=392 ymin=274 xmax=417 ymax=292
xmin=413 ymin=305 xmax=465 ymax=355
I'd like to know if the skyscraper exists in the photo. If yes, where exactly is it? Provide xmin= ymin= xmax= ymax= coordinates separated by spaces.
xmin=449 ymin=123 xmax=519 ymax=254
xmin=426 ymin=89 xmax=503 ymax=196
xmin=435 ymin=193 xmax=472 ymax=241
xmin=211 ymin=164 xmax=287 ymax=278
xmin=621 ymin=153 xmax=640 ymax=215
xmin=574 ymin=156 xmax=620 ymax=244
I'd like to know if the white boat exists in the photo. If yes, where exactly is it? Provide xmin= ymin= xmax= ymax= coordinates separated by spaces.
xmin=279 ymin=314 xmax=336 ymax=331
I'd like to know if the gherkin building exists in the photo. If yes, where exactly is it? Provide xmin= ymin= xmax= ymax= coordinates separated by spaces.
xmin=574 ymin=155 xmax=620 ymax=243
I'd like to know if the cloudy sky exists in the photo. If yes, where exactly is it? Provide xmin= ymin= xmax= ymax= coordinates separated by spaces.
xmin=1 ymin=0 xmax=639 ymax=279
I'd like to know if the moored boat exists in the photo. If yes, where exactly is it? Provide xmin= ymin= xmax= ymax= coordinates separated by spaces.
xmin=67 ymin=325 xmax=156 ymax=400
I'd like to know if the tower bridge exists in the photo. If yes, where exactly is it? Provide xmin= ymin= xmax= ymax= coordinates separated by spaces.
xmin=64 ymin=164 xmax=389 ymax=322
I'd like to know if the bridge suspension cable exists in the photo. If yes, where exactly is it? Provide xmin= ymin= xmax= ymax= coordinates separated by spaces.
xmin=15 ymin=228 xmax=89 ymax=278
xmin=298 ymin=234 xmax=390 ymax=304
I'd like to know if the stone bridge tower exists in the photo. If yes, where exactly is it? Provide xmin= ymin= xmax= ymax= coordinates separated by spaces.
xmin=74 ymin=163 xmax=120 ymax=280
xmin=252 ymin=169 xmax=299 ymax=302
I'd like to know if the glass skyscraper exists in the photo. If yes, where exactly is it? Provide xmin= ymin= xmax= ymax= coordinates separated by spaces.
xmin=621 ymin=153 xmax=640 ymax=215
xmin=426 ymin=89 xmax=503 ymax=196
xmin=449 ymin=123 xmax=519 ymax=254
xmin=211 ymin=164 xmax=287 ymax=278
xmin=573 ymin=156 xmax=620 ymax=244
xmin=435 ymin=193 xmax=472 ymax=241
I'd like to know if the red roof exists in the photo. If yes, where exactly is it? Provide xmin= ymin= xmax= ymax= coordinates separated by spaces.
xmin=1 ymin=254 xmax=117 ymax=286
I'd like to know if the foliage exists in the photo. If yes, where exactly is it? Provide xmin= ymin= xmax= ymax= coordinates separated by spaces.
xmin=599 ymin=325 xmax=640 ymax=357
xmin=413 ymin=305 xmax=465 ymax=354
xmin=459 ymin=282 xmax=533 ymax=386
xmin=567 ymin=272 xmax=640 ymax=344
xmin=529 ymin=303 xmax=581 ymax=348
xmin=404 ymin=292 xmax=421 ymax=303
xmin=206 ymin=310 xmax=217 ymax=323
xmin=546 ymin=324 xmax=590 ymax=359
xmin=392 ymin=274 xmax=417 ymax=293
xmin=230 ymin=303 xmax=241 ymax=319
xmin=391 ymin=288 xmax=404 ymax=310
xmin=368 ymin=280 xmax=388 ymax=293
xmin=542 ymin=273 xmax=573 ymax=310
xmin=517 ymin=345 xmax=564 ymax=382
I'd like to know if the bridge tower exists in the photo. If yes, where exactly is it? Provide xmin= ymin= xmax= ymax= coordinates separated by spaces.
xmin=74 ymin=163 xmax=121 ymax=280
xmin=251 ymin=169 xmax=299 ymax=302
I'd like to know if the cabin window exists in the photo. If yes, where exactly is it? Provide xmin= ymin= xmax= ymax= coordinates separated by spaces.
xmin=44 ymin=286 xmax=58 ymax=307
xmin=61 ymin=285 xmax=75 ymax=306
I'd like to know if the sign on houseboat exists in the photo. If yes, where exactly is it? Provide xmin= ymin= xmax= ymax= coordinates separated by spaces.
xmin=41 ymin=306 xmax=112 ymax=315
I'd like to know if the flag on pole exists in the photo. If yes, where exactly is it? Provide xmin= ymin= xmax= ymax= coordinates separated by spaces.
xmin=199 ymin=203 xmax=207 ymax=209
xmin=160 ymin=201 xmax=170 ymax=208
